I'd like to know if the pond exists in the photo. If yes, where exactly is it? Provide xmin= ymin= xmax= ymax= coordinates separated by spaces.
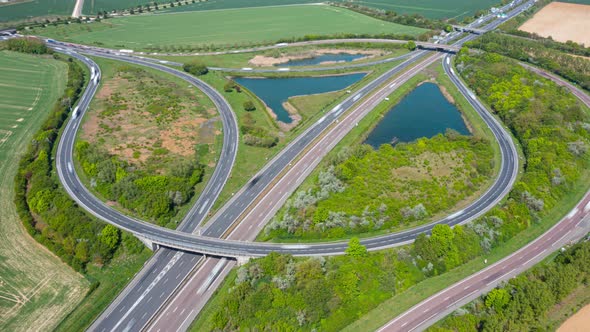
xmin=276 ymin=53 xmax=367 ymax=67
xmin=364 ymin=82 xmax=470 ymax=148
xmin=234 ymin=73 xmax=365 ymax=124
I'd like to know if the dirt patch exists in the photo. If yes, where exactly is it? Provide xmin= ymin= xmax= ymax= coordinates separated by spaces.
xmin=249 ymin=48 xmax=384 ymax=67
xmin=279 ymin=101 xmax=302 ymax=131
xmin=519 ymin=2 xmax=590 ymax=46
xmin=81 ymin=67 xmax=219 ymax=170
xmin=393 ymin=151 xmax=460 ymax=181
xmin=558 ymin=303 xmax=590 ymax=332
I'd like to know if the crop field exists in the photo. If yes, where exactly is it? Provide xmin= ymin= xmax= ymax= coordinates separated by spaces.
xmin=0 ymin=51 xmax=88 ymax=331
xmin=519 ymin=1 xmax=590 ymax=46
xmin=28 ymin=5 xmax=426 ymax=50
xmin=336 ymin=0 xmax=500 ymax=19
xmin=0 ymin=0 xmax=75 ymax=23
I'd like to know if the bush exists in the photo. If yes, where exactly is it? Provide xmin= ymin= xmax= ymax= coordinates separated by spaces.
xmin=243 ymin=100 xmax=256 ymax=111
xmin=182 ymin=61 xmax=208 ymax=76
xmin=4 ymin=37 xmax=50 ymax=54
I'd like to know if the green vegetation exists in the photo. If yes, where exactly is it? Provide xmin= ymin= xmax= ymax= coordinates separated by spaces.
xmin=466 ymin=33 xmax=590 ymax=91
xmin=330 ymin=0 xmax=501 ymax=20
xmin=2 ymin=37 xmax=51 ymax=54
xmin=26 ymin=5 xmax=426 ymax=51
xmin=191 ymin=53 xmax=590 ymax=331
xmin=5 ymin=51 xmax=151 ymax=331
xmin=13 ymin=54 xmax=119 ymax=271
xmin=0 ymin=0 xmax=74 ymax=24
xmin=0 ymin=50 xmax=88 ymax=331
xmin=263 ymin=134 xmax=493 ymax=241
xmin=75 ymin=61 xmax=218 ymax=227
xmin=431 ymin=238 xmax=590 ymax=332
xmin=183 ymin=61 xmax=208 ymax=76
xmin=54 ymin=247 xmax=151 ymax=332
xmin=153 ymin=42 xmax=409 ymax=68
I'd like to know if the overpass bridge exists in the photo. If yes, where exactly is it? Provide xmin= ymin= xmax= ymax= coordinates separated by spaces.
xmin=416 ymin=42 xmax=460 ymax=53
xmin=451 ymin=25 xmax=487 ymax=35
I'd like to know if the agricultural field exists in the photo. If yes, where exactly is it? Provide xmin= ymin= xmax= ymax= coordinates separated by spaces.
xmin=0 ymin=0 xmax=75 ymax=23
xmin=338 ymin=0 xmax=500 ymax=19
xmin=519 ymin=1 xmax=590 ymax=46
xmin=27 ymin=5 xmax=426 ymax=51
xmin=0 ymin=51 xmax=88 ymax=331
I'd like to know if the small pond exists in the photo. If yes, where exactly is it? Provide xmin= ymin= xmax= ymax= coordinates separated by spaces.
xmin=235 ymin=73 xmax=365 ymax=123
xmin=276 ymin=53 xmax=367 ymax=67
xmin=364 ymin=82 xmax=470 ymax=148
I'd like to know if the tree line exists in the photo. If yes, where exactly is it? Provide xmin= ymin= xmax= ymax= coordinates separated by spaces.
xmin=12 ymin=52 xmax=141 ymax=272
xmin=465 ymin=33 xmax=590 ymax=91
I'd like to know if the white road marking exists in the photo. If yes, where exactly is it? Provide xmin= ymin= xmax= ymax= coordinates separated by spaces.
xmin=198 ymin=199 xmax=210 ymax=214
xmin=567 ymin=208 xmax=578 ymax=219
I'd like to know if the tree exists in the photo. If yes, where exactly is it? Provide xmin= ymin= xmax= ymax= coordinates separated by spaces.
xmin=345 ymin=237 xmax=367 ymax=258
xmin=183 ymin=61 xmax=208 ymax=76
xmin=406 ymin=40 xmax=417 ymax=51
xmin=100 ymin=224 xmax=121 ymax=252
xmin=243 ymin=100 xmax=256 ymax=111
xmin=485 ymin=288 xmax=510 ymax=312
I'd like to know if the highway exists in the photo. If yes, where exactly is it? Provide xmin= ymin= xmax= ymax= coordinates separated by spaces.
xmin=44 ymin=0 xmax=535 ymax=330
xmin=51 ymin=49 xmax=239 ymax=332
xmin=96 ymin=4 xmax=529 ymax=330
xmin=376 ymin=59 xmax=590 ymax=332
xmin=54 ymin=1 xmax=532 ymax=259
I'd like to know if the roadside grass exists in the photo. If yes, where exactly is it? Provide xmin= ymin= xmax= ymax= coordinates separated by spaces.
xmin=257 ymin=60 xmax=503 ymax=242
xmin=0 ymin=51 xmax=88 ymax=331
xmin=27 ymin=5 xmax=426 ymax=51
xmin=343 ymin=170 xmax=590 ymax=332
xmin=544 ymin=284 xmax=590 ymax=330
xmin=53 ymin=250 xmax=152 ymax=332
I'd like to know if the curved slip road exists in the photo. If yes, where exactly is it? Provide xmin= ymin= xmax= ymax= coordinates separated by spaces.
xmin=47 ymin=0 xmax=536 ymax=330
xmin=55 ymin=1 xmax=529 ymax=259
xmin=377 ymin=55 xmax=590 ymax=332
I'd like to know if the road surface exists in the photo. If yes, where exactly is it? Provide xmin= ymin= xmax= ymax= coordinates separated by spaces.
xmin=377 ymin=58 xmax=590 ymax=332
xmin=45 ymin=0 xmax=536 ymax=328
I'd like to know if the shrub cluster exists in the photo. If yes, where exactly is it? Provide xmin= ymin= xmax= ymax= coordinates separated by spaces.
xmin=3 ymin=37 xmax=50 ymax=54
xmin=13 ymin=57 xmax=121 ymax=271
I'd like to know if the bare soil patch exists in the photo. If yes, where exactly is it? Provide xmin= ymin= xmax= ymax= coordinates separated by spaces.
xmin=81 ymin=66 xmax=219 ymax=171
xmin=249 ymin=48 xmax=384 ymax=67
xmin=519 ymin=2 xmax=590 ymax=46
xmin=558 ymin=303 xmax=590 ymax=332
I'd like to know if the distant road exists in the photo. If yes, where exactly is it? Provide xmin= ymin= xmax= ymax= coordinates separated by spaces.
xmin=72 ymin=0 xmax=84 ymax=17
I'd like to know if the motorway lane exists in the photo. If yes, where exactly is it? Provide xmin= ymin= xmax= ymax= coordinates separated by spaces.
xmin=379 ymin=195 xmax=590 ymax=332
xmin=55 ymin=0 xmax=536 ymax=328
xmin=63 ymin=0 xmax=534 ymax=259
xmin=139 ymin=3 xmax=535 ymax=328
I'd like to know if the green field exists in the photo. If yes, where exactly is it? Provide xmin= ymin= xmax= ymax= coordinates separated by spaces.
xmin=346 ymin=0 xmax=501 ymax=19
xmin=0 ymin=51 xmax=88 ymax=331
xmin=28 ymin=5 xmax=426 ymax=50
xmin=0 ymin=0 xmax=75 ymax=23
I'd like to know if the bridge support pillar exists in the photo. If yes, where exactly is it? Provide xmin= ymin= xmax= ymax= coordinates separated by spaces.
xmin=136 ymin=235 xmax=159 ymax=251
xmin=236 ymin=256 xmax=254 ymax=266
